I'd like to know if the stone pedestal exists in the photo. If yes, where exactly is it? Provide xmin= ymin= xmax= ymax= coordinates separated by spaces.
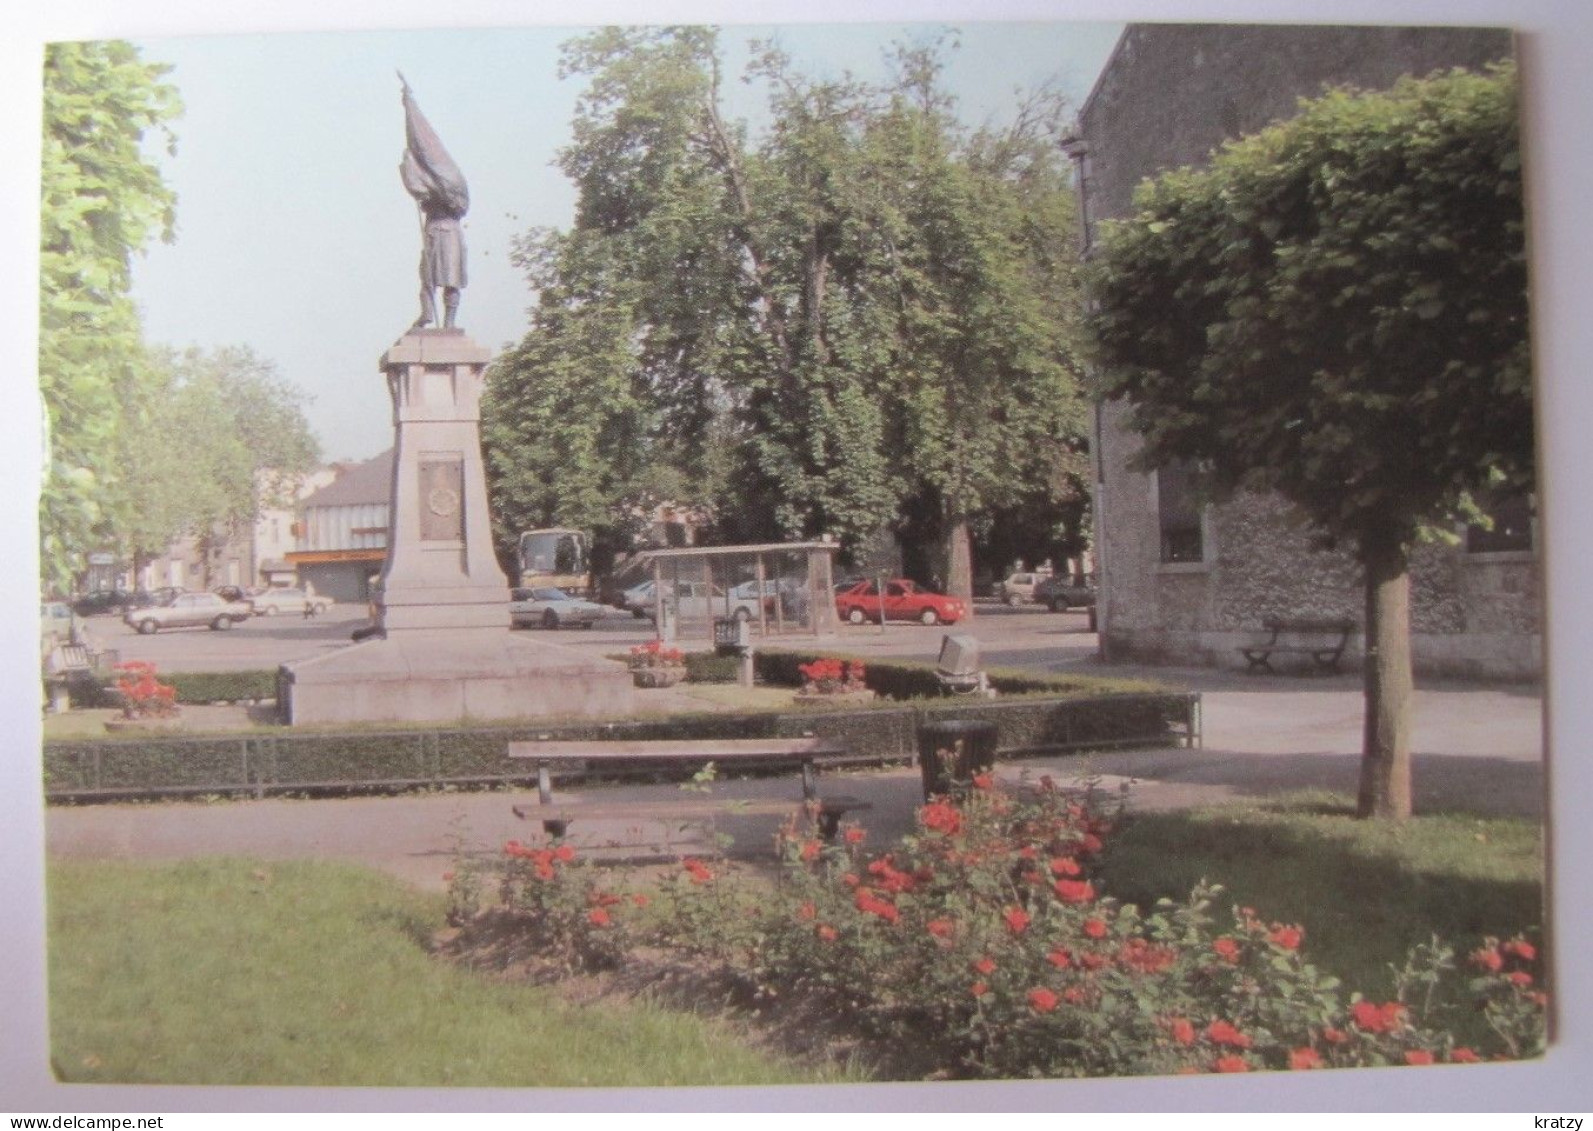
xmin=279 ymin=328 xmax=634 ymax=726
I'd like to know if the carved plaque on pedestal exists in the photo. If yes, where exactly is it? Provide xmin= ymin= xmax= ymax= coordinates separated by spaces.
xmin=419 ymin=458 xmax=464 ymax=541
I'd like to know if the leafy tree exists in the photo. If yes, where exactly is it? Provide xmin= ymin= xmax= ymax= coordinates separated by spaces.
xmin=120 ymin=346 xmax=321 ymax=583
xmin=38 ymin=40 xmax=180 ymax=592
xmin=483 ymin=28 xmax=1089 ymax=605
xmin=1089 ymin=63 xmax=1529 ymax=818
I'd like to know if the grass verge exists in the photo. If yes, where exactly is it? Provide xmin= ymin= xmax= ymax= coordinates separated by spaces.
xmin=47 ymin=857 xmax=863 ymax=1087
xmin=1095 ymin=790 xmax=1545 ymax=997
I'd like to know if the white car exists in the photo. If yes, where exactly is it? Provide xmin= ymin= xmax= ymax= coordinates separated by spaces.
xmin=250 ymin=588 xmax=332 ymax=617
xmin=124 ymin=592 xmax=253 ymax=634
xmin=510 ymin=586 xmax=606 ymax=629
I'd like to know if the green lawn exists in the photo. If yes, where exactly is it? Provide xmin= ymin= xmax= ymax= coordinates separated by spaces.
xmin=1095 ymin=791 xmax=1545 ymax=997
xmin=48 ymin=857 xmax=861 ymax=1087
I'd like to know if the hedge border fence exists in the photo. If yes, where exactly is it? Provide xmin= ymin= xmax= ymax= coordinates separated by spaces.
xmin=43 ymin=651 xmax=1199 ymax=803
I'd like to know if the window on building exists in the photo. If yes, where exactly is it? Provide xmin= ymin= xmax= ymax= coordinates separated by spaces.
xmin=1157 ymin=461 xmax=1205 ymax=564
xmin=1466 ymin=490 xmax=1534 ymax=554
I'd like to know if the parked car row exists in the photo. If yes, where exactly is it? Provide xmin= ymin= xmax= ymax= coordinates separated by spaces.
xmin=67 ymin=585 xmax=336 ymax=634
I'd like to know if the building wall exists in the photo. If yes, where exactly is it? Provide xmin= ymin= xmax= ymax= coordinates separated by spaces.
xmin=1082 ymin=24 xmax=1538 ymax=680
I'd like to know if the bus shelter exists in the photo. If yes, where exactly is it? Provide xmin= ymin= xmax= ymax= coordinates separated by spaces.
xmin=641 ymin=542 xmax=839 ymax=644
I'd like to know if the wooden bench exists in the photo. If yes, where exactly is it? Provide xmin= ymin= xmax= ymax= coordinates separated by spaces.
xmin=1237 ymin=617 xmax=1356 ymax=674
xmin=507 ymin=738 xmax=870 ymax=839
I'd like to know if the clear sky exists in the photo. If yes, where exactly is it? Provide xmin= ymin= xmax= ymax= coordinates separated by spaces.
xmin=126 ymin=22 xmax=1125 ymax=464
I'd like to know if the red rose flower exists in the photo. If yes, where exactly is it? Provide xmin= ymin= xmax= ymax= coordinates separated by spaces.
xmin=973 ymin=956 xmax=997 ymax=976
xmin=972 ymin=772 xmax=994 ymax=790
xmin=1269 ymin=925 xmax=1303 ymax=951
xmin=1323 ymin=1028 xmax=1348 ymax=1045
xmin=797 ymin=901 xmax=816 ymax=921
xmin=1508 ymin=971 xmax=1534 ymax=987
xmin=799 ymin=840 xmax=822 ymax=862
xmin=844 ymin=826 xmax=866 ymax=845
xmin=1214 ymin=1056 xmax=1250 ymax=1073
xmin=1082 ymin=917 xmax=1109 ymax=939
xmin=927 ymin=918 xmax=955 ymax=939
xmin=1451 ymin=1048 xmax=1481 ymax=1064
xmin=971 ymin=981 xmax=989 ymax=997
xmin=1047 ymin=948 xmax=1073 ymax=969
xmin=1404 ymin=1050 xmax=1435 ymax=1066
xmin=1470 ymin=946 xmax=1504 ymax=972
xmin=817 ymin=924 xmax=838 ymax=942
xmin=1050 ymin=856 xmax=1082 ymax=877
xmin=587 ymin=908 xmax=611 ymax=927
xmin=1504 ymin=939 xmax=1537 ymax=962
xmin=1003 ymin=906 xmax=1031 ymax=934
xmin=1206 ymin=1020 xmax=1252 ymax=1049
xmin=1169 ymin=1018 xmax=1196 ymax=1046
xmin=1054 ymin=879 xmax=1097 ymax=905
xmin=553 ymin=844 xmax=575 ymax=862
xmin=1351 ymin=1001 xmax=1405 ymax=1034
xmin=1027 ymin=987 xmax=1059 ymax=1013
xmin=1289 ymin=1048 xmax=1321 ymax=1070
xmin=1212 ymin=937 xmax=1241 ymax=963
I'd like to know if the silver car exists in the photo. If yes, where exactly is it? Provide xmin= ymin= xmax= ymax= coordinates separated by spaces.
xmin=510 ymin=586 xmax=606 ymax=630
xmin=250 ymin=588 xmax=332 ymax=617
xmin=124 ymin=592 xmax=253 ymax=634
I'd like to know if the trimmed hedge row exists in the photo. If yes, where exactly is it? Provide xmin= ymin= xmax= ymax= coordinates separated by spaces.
xmin=43 ymin=691 xmax=1198 ymax=802
xmin=754 ymin=648 xmax=1165 ymax=699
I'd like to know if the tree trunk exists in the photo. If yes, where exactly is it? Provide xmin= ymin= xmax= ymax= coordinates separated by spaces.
xmin=1356 ymin=527 xmax=1413 ymax=819
xmin=944 ymin=513 xmax=975 ymax=622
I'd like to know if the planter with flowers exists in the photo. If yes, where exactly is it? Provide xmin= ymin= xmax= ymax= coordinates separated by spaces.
xmin=104 ymin=660 xmax=183 ymax=732
xmin=792 ymin=657 xmax=875 ymax=707
xmin=628 ymin=640 xmax=687 ymax=688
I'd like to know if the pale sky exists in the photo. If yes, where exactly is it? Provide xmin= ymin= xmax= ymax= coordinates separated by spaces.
xmin=126 ymin=22 xmax=1125 ymax=463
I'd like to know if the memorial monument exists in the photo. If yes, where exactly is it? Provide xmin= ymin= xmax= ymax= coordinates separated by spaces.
xmin=278 ymin=80 xmax=634 ymax=725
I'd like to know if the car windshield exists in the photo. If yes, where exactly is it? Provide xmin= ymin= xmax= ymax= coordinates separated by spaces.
xmin=531 ymin=588 xmax=569 ymax=601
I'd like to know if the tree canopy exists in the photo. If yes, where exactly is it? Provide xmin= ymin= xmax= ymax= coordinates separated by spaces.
xmin=39 ymin=40 xmax=181 ymax=592
xmin=1089 ymin=61 xmax=1530 ymax=817
xmin=483 ymin=28 xmax=1090 ymax=592
xmin=119 ymin=345 xmax=322 ymax=572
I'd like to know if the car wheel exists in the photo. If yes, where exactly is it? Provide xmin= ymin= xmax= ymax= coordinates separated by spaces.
xmin=542 ymin=609 xmax=559 ymax=630
xmin=846 ymin=607 xmax=866 ymax=625
xmin=1050 ymin=597 xmax=1069 ymax=613
xmin=920 ymin=608 xmax=940 ymax=626
xmin=210 ymin=616 xmax=233 ymax=631
xmin=137 ymin=619 xmax=158 ymax=635
xmin=1006 ymin=593 xmax=1023 ymax=607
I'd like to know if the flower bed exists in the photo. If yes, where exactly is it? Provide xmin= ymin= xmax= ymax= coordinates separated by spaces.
xmin=449 ymin=779 xmax=1547 ymax=1079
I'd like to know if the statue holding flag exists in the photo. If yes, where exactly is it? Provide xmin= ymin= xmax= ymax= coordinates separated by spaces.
xmin=398 ymin=74 xmax=469 ymax=330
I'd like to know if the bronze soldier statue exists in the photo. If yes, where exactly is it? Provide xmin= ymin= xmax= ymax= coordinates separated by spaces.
xmin=398 ymin=73 xmax=469 ymax=330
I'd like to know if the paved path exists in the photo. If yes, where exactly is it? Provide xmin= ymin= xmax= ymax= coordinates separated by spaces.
xmin=47 ymin=671 xmax=1543 ymax=892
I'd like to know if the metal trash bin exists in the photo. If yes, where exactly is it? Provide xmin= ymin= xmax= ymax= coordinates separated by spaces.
xmin=917 ymin=718 xmax=999 ymax=801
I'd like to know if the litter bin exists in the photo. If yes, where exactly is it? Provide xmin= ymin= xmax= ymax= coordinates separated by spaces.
xmin=917 ymin=718 xmax=999 ymax=801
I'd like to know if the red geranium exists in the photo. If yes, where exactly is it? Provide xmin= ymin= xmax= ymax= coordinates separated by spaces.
xmin=844 ymin=826 xmax=867 ymax=845
xmin=1470 ymin=946 xmax=1504 ymax=972
xmin=1451 ymin=1048 xmax=1481 ymax=1064
xmin=1082 ymin=917 xmax=1109 ymax=940
xmin=587 ymin=908 xmax=611 ymax=927
xmin=1268 ymin=924 xmax=1303 ymax=951
xmin=1212 ymin=937 xmax=1241 ymax=963
xmin=1351 ymin=1001 xmax=1406 ymax=1034
xmin=1214 ymin=1056 xmax=1250 ymax=1073
xmin=920 ymin=801 xmax=962 ymax=836
xmin=817 ymin=924 xmax=839 ymax=942
xmin=1047 ymin=948 xmax=1073 ymax=969
xmin=927 ymin=918 xmax=955 ymax=939
xmin=1050 ymin=856 xmax=1082 ymax=877
xmin=1003 ymin=906 xmax=1031 ymax=934
xmin=1169 ymin=1018 xmax=1196 ymax=1046
xmin=1404 ymin=1049 xmax=1435 ymax=1066
xmin=1503 ymin=939 xmax=1537 ymax=962
xmin=973 ymin=956 xmax=997 ymax=976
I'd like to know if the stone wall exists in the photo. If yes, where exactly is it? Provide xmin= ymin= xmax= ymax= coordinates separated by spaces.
xmin=1083 ymin=25 xmax=1538 ymax=681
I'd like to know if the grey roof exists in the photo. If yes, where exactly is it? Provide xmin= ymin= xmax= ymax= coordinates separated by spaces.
xmin=300 ymin=449 xmax=394 ymax=510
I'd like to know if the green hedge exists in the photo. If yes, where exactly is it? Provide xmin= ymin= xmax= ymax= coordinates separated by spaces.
xmin=164 ymin=670 xmax=278 ymax=703
xmin=43 ymin=691 xmax=1198 ymax=802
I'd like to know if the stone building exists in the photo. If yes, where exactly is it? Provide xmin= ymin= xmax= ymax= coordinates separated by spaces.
xmin=1076 ymin=24 xmax=1539 ymax=680
xmin=286 ymin=449 xmax=393 ymax=605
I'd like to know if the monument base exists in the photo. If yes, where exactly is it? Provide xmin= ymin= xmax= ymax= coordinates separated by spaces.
xmin=279 ymin=629 xmax=634 ymax=726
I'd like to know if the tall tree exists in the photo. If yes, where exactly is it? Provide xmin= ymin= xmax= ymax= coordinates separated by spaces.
xmin=483 ymin=27 xmax=1089 ymax=593
xmin=121 ymin=346 xmax=321 ymax=582
xmin=1089 ymin=63 xmax=1530 ymax=818
xmin=38 ymin=40 xmax=181 ymax=592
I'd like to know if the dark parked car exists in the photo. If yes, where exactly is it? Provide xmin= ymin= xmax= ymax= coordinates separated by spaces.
xmin=72 ymin=589 xmax=146 ymax=617
xmin=1033 ymin=574 xmax=1097 ymax=612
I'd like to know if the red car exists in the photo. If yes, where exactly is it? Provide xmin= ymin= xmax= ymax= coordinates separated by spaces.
xmin=834 ymin=579 xmax=967 ymax=626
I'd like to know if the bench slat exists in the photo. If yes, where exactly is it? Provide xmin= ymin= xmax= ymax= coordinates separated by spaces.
xmin=508 ymin=738 xmax=845 ymax=762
